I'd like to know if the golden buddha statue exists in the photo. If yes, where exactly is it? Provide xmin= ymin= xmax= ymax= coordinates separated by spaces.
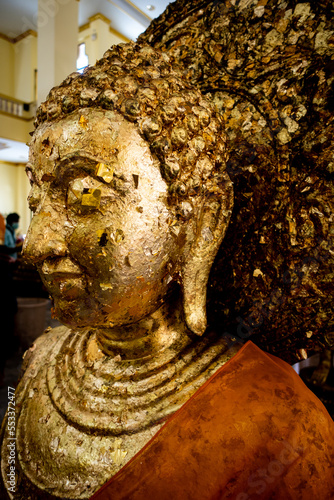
xmin=1 ymin=33 xmax=334 ymax=500
xmin=0 ymin=43 xmax=239 ymax=498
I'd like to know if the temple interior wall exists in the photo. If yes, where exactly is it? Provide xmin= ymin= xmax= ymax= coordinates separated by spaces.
xmin=0 ymin=38 xmax=15 ymax=98
xmin=0 ymin=162 xmax=30 ymax=236
xmin=14 ymin=35 xmax=38 ymax=103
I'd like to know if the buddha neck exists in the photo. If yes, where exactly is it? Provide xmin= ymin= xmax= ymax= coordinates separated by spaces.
xmin=94 ymin=288 xmax=191 ymax=360
xmin=45 ymin=285 xmax=241 ymax=436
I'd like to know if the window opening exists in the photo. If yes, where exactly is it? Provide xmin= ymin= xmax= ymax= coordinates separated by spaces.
xmin=77 ymin=43 xmax=89 ymax=73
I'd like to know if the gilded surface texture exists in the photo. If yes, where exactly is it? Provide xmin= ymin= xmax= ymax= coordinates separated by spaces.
xmin=0 ymin=1 xmax=333 ymax=498
xmin=140 ymin=0 xmax=334 ymax=362
xmin=0 ymin=43 xmax=239 ymax=499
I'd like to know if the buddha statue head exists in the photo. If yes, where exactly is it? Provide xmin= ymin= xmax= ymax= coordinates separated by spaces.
xmin=23 ymin=42 xmax=233 ymax=351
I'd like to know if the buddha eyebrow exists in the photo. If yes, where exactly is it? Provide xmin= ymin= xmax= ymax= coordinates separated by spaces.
xmin=57 ymin=151 xmax=124 ymax=179
xmin=53 ymin=157 xmax=131 ymax=197
xmin=59 ymin=150 xmax=117 ymax=166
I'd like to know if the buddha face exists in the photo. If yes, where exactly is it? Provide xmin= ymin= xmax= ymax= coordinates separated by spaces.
xmin=23 ymin=109 xmax=181 ymax=328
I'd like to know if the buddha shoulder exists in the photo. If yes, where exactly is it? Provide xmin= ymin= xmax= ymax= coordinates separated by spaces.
xmin=19 ymin=325 xmax=70 ymax=395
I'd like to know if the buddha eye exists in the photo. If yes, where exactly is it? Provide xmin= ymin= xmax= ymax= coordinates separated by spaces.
xmin=67 ymin=179 xmax=85 ymax=207
xmin=26 ymin=170 xmax=33 ymax=186
xmin=25 ymin=166 xmax=35 ymax=187
xmin=28 ymin=186 xmax=41 ymax=213
xmin=66 ymin=177 xmax=112 ymax=215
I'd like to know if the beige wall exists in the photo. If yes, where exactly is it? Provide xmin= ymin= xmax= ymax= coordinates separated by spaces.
xmin=0 ymin=38 xmax=14 ymax=97
xmin=14 ymin=34 xmax=37 ymax=102
xmin=0 ymin=114 xmax=34 ymax=144
xmin=0 ymin=162 xmax=31 ymax=235
xmin=37 ymin=0 xmax=79 ymax=104
xmin=1 ymin=14 xmax=128 ymax=104
xmin=79 ymin=15 xmax=129 ymax=65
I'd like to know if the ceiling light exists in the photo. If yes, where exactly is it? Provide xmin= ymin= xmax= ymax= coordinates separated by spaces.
xmin=146 ymin=5 xmax=155 ymax=11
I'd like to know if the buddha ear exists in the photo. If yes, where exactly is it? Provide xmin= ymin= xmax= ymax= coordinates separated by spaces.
xmin=181 ymin=173 xmax=233 ymax=336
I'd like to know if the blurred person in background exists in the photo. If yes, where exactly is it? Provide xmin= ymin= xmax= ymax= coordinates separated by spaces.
xmin=4 ymin=212 xmax=23 ymax=261
xmin=0 ymin=213 xmax=22 ymax=385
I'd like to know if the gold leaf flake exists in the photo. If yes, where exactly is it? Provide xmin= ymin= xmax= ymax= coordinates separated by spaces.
xmin=115 ymin=229 xmax=124 ymax=243
xmin=110 ymin=439 xmax=127 ymax=466
xmin=100 ymin=283 xmax=113 ymax=290
xmin=79 ymin=115 xmax=88 ymax=128
xmin=96 ymin=163 xmax=114 ymax=183
xmin=81 ymin=189 xmax=101 ymax=207
xmin=253 ymin=269 xmax=264 ymax=277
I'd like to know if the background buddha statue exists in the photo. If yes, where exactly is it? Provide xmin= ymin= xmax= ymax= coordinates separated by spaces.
xmin=139 ymin=0 xmax=334 ymax=363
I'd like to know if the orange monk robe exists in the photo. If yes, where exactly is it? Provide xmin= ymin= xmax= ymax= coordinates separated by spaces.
xmin=92 ymin=341 xmax=334 ymax=500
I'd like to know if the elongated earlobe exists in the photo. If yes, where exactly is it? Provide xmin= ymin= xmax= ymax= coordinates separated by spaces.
xmin=182 ymin=174 xmax=233 ymax=335
xmin=182 ymin=252 xmax=211 ymax=335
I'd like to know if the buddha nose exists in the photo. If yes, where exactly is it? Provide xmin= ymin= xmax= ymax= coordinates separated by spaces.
xmin=23 ymin=209 xmax=68 ymax=264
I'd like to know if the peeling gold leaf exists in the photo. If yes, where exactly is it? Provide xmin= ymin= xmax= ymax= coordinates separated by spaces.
xmin=96 ymin=163 xmax=114 ymax=183
xmin=79 ymin=115 xmax=88 ymax=128
xmin=81 ymin=189 xmax=101 ymax=207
